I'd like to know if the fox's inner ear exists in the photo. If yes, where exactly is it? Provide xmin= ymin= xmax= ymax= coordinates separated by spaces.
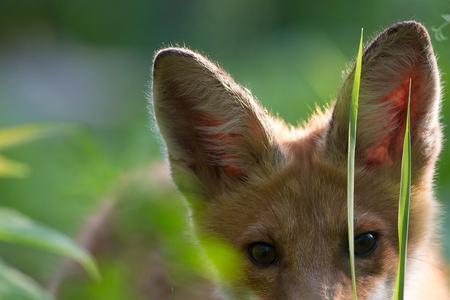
xmin=152 ymin=48 xmax=281 ymax=196
xmin=328 ymin=21 xmax=441 ymax=174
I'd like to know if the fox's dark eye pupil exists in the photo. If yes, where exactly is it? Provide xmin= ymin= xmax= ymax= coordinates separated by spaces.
xmin=248 ymin=242 xmax=277 ymax=267
xmin=354 ymin=232 xmax=378 ymax=257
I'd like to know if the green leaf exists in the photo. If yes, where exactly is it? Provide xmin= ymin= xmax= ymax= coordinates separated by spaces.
xmin=0 ymin=259 xmax=54 ymax=300
xmin=0 ymin=208 xmax=99 ymax=280
xmin=200 ymin=236 xmax=243 ymax=283
xmin=0 ymin=124 xmax=66 ymax=150
xmin=0 ymin=124 xmax=75 ymax=178
xmin=393 ymin=79 xmax=412 ymax=300
xmin=0 ymin=155 xmax=30 ymax=178
xmin=442 ymin=14 xmax=450 ymax=22
xmin=347 ymin=28 xmax=363 ymax=300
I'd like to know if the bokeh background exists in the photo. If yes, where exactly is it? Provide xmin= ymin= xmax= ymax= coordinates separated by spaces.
xmin=0 ymin=1 xmax=449 ymax=299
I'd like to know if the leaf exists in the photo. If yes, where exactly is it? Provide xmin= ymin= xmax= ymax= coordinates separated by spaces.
xmin=0 ymin=124 xmax=72 ymax=150
xmin=0 ymin=155 xmax=30 ymax=178
xmin=0 ymin=259 xmax=54 ymax=300
xmin=393 ymin=79 xmax=412 ymax=300
xmin=200 ymin=236 xmax=243 ymax=283
xmin=347 ymin=28 xmax=363 ymax=300
xmin=0 ymin=124 xmax=76 ymax=178
xmin=0 ymin=208 xmax=99 ymax=280
xmin=442 ymin=14 xmax=450 ymax=22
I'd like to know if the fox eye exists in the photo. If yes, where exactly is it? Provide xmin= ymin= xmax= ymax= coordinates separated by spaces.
xmin=247 ymin=242 xmax=278 ymax=267
xmin=354 ymin=232 xmax=378 ymax=257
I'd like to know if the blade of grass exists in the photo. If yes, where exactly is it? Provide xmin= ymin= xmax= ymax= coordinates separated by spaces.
xmin=0 ymin=123 xmax=77 ymax=178
xmin=0 ymin=124 xmax=67 ymax=150
xmin=347 ymin=28 xmax=363 ymax=300
xmin=0 ymin=207 xmax=99 ymax=280
xmin=393 ymin=79 xmax=412 ymax=300
xmin=0 ymin=259 xmax=54 ymax=300
xmin=0 ymin=155 xmax=30 ymax=178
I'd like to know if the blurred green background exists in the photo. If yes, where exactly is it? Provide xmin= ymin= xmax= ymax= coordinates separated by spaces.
xmin=0 ymin=0 xmax=449 ymax=298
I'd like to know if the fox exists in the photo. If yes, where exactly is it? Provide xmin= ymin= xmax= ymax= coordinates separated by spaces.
xmin=50 ymin=21 xmax=449 ymax=300
xmin=151 ymin=21 xmax=449 ymax=299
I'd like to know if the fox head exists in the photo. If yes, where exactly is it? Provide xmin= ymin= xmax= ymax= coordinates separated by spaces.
xmin=151 ymin=21 xmax=447 ymax=299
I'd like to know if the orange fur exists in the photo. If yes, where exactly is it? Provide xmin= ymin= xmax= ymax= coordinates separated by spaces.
xmin=152 ymin=21 xmax=449 ymax=299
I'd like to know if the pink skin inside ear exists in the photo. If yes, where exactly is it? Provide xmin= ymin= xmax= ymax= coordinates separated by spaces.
xmin=196 ymin=113 xmax=245 ymax=178
xmin=365 ymin=72 xmax=420 ymax=167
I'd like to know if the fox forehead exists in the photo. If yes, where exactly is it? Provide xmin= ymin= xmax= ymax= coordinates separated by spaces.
xmin=205 ymin=139 xmax=387 ymax=241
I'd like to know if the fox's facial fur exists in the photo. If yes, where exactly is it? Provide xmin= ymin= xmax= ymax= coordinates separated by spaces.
xmin=151 ymin=21 xmax=449 ymax=299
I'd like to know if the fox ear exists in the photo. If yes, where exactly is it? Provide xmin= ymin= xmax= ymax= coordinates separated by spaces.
xmin=328 ymin=21 xmax=441 ymax=175
xmin=151 ymin=48 xmax=281 ymax=197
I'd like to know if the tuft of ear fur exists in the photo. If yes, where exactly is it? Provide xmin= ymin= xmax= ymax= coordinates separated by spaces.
xmin=327 ymin=21 xmax=441 ymax=177
xmin=151 ymin=48 xmax=283 ymax=197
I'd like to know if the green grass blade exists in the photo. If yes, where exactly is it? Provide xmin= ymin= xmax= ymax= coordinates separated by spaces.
xmin=0 ymin=124 xmax=67 ymax=150
xmin=393 ymin=79 xmax=412 ymax=300
xmin=0 ymin=123 xmax=77 ymax=178
xmin=347 ymin=28 xmax=363 ymax=300
xmin=0 ymin=259 xmax=54 ymax=300
xmin=0 ymin=207 xmax=99 ymax=280
xmin=0 ymin=155 xmax=30 ymax=178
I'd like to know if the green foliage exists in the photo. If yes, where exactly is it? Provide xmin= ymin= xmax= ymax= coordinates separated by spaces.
xmin=392 ymin=80 xmax=412 ymax=300
xmin=432 ymin=14 xmax=450 ymax=41
xmin=0 ymin=124 xmax=72 ymax=178
xmin=347 ymin=28 xmax=363 ymax=300
xmin=0 ymin=156 xmax=29 ymax=178
xmin=347 ymin=30 xmax=413 ymax=300
xmin=0 ymin=207 xmax=98 ymax=300
xmin=60 ymin=262 xmax=138 ymax=300
xmin=0 ymin=259 xmax=53 ymax=300
xmin=0 ymin=124 xmax=98 ymax=300
xmin=116 ymin=176 xmax=243 ymax=285
xmin=0 ymin=208 xmax=98 ymax=279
